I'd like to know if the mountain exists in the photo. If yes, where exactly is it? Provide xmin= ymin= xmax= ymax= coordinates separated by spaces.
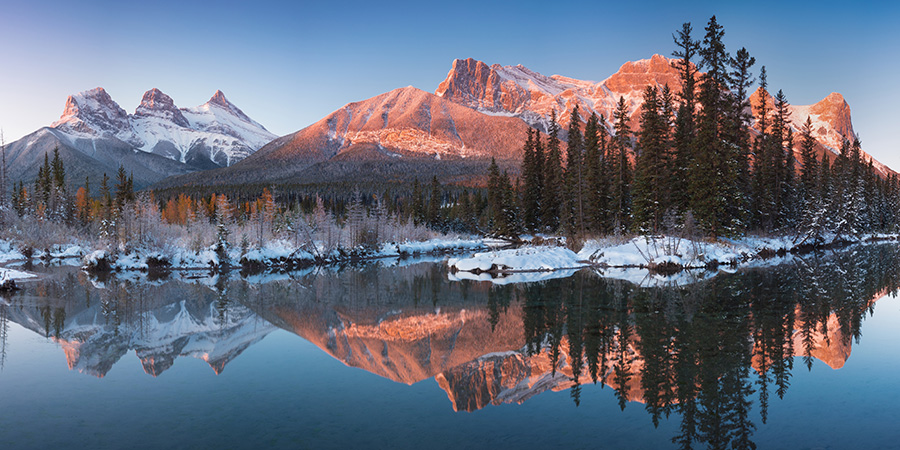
xmin=5 ymin=87 xmax=276 ymax=190
xmin=438 ymin=55 xmax=893 ymax=176
xmin=157 ymin=54 xmax=889 ymax=191
xmin=152 ymin=86 xmax=531 ymax=188
xmin=436 ymin=54 xmax=685 ymax=132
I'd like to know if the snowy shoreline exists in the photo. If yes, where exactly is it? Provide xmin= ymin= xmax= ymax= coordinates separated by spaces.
xmin=0 ymin=237 xmax=488 ymax=282
xmin=447 ymin=234 xmax=900 ymax=285
xmin=2 ymin=233 xmax=898 ymax=287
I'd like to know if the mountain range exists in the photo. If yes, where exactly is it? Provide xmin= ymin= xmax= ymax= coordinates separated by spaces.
xmin=6 ymin=54 xmax=891 ymax=191
xmin=4 ymin=88 xmax=275 ymax=190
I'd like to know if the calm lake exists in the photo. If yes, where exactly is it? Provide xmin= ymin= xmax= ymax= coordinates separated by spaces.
xmin=2 ymin=245 xmax=900 ymax=449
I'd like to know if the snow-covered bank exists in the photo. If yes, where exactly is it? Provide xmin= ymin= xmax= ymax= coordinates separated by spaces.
xmin=82 ymin=238 xmax=486 ymax=273
xmin=448 ymin=247 xmax=587 ymax=273
xmin=0 ymin=267 xmax=36 ymax=288
xmin=447 ymin=234 xmax=900 ymax=286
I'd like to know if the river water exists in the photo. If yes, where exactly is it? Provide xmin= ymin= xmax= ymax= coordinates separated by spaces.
xmin=1 ymin=245 xmax=899 ymax=449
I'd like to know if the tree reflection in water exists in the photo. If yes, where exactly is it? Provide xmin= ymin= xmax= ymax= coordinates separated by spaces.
xmin=511 ymin=245 xmax=900 ymax=449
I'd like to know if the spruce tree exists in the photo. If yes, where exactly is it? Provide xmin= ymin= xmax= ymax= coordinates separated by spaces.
xmin=671 ymin=22 xmax=700 ymax=214
xmin=633 ymin=85 xmax=669 ymax=232
xmin=610 ymin=97 xmax=632 ymax=233
xmin=798 ymin=117 xmax=821 ymax=240
xmin=725 ymin=47 xmax=756 ymax=232
xmin=427 ymin=176 xmax=441 ymax=229
xmin=564 ymin=105 xmax=585 ymax=236
xmin=689 ymin=15 xmax=732 ymax=236
xmin=798 ymin=117 xmax=818 ymax=213
xmin=583 ymin=113 xmax=604 ymax=233
xmin=542 ymin=111 xmax=564 ymax=232
xmin=771 ymin=90 xmax=791 ymax=229
xmin=521 ymin=128 xmax=543 ymax=232
xmin=751 ymin=67 xmax=773 ymax=230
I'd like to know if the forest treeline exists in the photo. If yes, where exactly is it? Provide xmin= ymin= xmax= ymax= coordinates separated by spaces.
xmin=487 ymin=17 xmax=900 ymax=244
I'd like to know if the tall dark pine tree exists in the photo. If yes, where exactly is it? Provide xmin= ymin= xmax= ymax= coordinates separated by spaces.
xmin=427 ymin=176 xmax=442 ymax=229
xmin=584 ymin=113 xmax=607 ymax=233
xmin=521 ymin=128 xmax=544 ymax=233
xmin=0 ymin=130 xmax=7 ymax=210
xmin=671 ymin=22 xmax=700 ymax=215
xmin=542 ymin=111 xmax=564 ymax=232
xmin=689 ymin=15 xmax=733 ymax=236
xmin=564 ymin=105 xmax=585 ymax=237
xmin=725 ymin=47 xmax=756 ymax=231
xmin=798 ymin=116 xmax=821 ymax=241
xmin=633 ymin=85 xmax=669 ymax=232
xmin=610 ymin=97 xmax=632 ymax=232
xmin=771 ymin=89 xmax=793 ymax=229
xmin=751 ymin=67 xmax=774 ymax=230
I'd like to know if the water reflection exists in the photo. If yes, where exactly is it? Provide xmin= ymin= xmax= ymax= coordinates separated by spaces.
xmin=1 ymin=245 xmax=898 ymax=449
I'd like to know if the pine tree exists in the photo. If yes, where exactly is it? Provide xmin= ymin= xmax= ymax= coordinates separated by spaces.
xmin=610 ymin=97 xmax=632 ymax=232
xmin=771 ymin=89 xmax=793 ymax=229
xmin=632 ymin=85 xmax=669 ymax=232
xmin=798 ymin=117 xmax=819 ymax=213
xmin=521 ymin=128 xmax=543 ymax=232
xmin=671 ymin=22 xmax=700 ymax=215
xmin=427 ymin=176 xmax=441 ymax=229
xmin=0 ymin=130 xmax=7 ymax=210
xmin=488 ymin=158 xmax=519 ymax=238
xmin=542 ymin=111 xmax=564 ymax=232
xmin=725 ymin=47 xmax=756 ymax=232
xmin=797 ymin=117 xmax=821 ymax=241
xmin=689 ymin=15 xmax=733 ymax=237
xmin=564 ymin=105 xmax=585 ymax=237
xmin=583 ymin=113 xmax=606 ymax=233
xmin=411 ymin=178 xmax=425 ymax=225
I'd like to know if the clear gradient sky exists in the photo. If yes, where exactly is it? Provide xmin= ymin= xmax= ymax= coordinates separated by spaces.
xmin=2 ymin=0 xmax=899 ymax=168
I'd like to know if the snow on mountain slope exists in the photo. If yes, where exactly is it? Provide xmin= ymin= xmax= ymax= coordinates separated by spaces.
xmin=50 ymin=87 xmax=276 ymax=167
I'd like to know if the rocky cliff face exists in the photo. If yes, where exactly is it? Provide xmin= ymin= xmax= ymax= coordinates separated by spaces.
xmin=436 ymin=54 xmax=685 ymax=132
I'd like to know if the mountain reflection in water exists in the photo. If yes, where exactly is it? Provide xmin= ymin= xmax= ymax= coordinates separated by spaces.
xmin=2 ymin=245 xmax=898 ymax=449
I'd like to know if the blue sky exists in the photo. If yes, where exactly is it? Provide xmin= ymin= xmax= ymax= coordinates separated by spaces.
xmin=2 ymin=0 xmax=899 ymax=168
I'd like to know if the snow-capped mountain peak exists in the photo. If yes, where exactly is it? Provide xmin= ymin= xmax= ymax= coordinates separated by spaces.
xmin=47 ymin=87 xmax=276 ymax=167
xmin=51 ymin=87 xmax=131 ymax=137
xmin=134 ymin=88 xmax=191 ymax=128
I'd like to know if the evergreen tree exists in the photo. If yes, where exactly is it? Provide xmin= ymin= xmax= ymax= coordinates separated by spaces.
xmin=751 ymin=67 xmax=774 ymax=230
xmin=583 ymin=113 xmax=608 ymax=233
xmin=521 ymin=128 xmax=544 ymax=232
xmin=610 ymin=97 xmax=633 ymax=232
xmin=725 ymin=47 xmax=756 ymax=232
xmin=427 ymin=176 xmax=442 ymax=229
xmin=564 ymin=105 xmax=585 ymax=237
xmin=771 ymin=90 xmax=793 ymax=229
xmin=688 ymin=15 xmax=734 ymax=236
xmin=542 ymin=111 xmax=564 ymax=232
xmin=0 ymin=130 xmax=6 ymax=210
xmin=411 ymin=178 xmax=425 ymax=225
xmin=633 ymin=85 xmax=669 ymax=232
xmin=798 ymin=117 xmax=819 ymax=214
xmin=671 ymin=22 xmax=700 ymax=215
xmin=51 ymin=147 xmax=66 ymax=192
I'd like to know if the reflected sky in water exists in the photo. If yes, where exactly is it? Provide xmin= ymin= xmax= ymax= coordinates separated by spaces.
xmin=1 ymin=246 xmax=900 ymax=449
